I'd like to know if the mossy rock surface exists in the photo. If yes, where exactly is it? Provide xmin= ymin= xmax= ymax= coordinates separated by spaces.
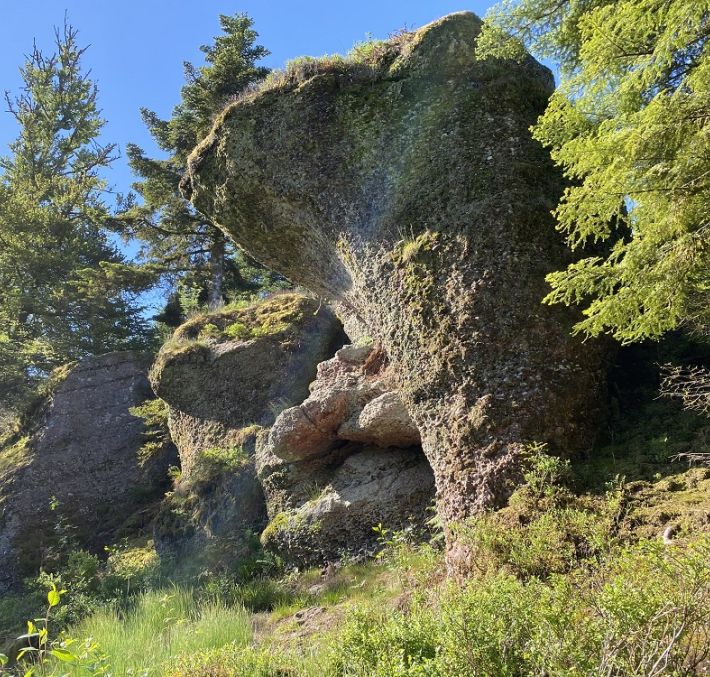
xmin=182 ymin=12 xmax=611 ymax=575
xmin=150 ymin=293 xmax=344 ymax=568
xmin=0 ymin=352 xmax=176 ymax=592
xmin=151 ymin=293 xmax=343 ymax=477
xmin=260 ymin=447 xmax=434 ymax=567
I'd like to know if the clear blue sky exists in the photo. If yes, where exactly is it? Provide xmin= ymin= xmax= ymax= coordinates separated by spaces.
xmin=0 ymin=1 xmax=496 ymax=313
xmin=1 ymin=1 xmax=495 ymax=197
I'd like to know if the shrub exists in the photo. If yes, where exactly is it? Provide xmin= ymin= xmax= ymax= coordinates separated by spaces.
xmin=455 ymin=446 xmax=620 ymax=579
xmin=224 ymin=320 xmax=250 ymax=340
xmin=326 ymin=537 xmax=710 ymax=676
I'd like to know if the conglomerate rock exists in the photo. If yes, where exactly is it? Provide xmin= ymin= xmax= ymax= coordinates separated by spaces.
xmin=182 ymin=12 xmax=610 ymax=574
xmin=0 ymin=352 xmax=175 ymax=592
xmin=267 ymin=342 xmax=420 ymax=464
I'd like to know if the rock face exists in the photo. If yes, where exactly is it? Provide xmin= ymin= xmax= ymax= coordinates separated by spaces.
xmin=183 ymin=12 xmax=609 ymax=573
xmin=149 ymin=294 xmax=344 ymax=566
xmin=257 ymin=343 xmax=434 ymax=565
xmin=0 ymin=352 xmax=175 ymax=592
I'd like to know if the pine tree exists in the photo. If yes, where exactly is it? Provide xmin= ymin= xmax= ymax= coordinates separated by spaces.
xmin=124 ymin=13 xmax=284 ymax=317
xmin=0 ymin=22 xmax=152 ymax=407
xmin=477 ymin=0 xmax=710 ymax=344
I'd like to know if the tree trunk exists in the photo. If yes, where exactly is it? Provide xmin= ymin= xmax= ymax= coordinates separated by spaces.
xmin=207 ymin=229 xmax=225 ymax=310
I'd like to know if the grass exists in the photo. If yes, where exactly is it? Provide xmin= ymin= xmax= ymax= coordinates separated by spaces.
xmin=8 ymin=450 xmax=710 ymax=675
xmin=4 ymin=340 xmax=708 ymax=675
xmin=116 ymin=532 xmax=710 ymax=676
xmin=61 ymin=587 xmax=252 ymax=675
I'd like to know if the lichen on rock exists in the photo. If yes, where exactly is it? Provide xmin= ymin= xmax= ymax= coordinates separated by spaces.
xmin=182 ymin=11 xmax=610 ymax=574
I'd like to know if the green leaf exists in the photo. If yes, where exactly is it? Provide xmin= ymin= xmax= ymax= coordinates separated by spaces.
xmin=50 ymin=647 xmax=77 ymax=662
xmin=17 ymin=646 xmax=38 ymax=659
xmin=46 ymin=583 xmax=66 ymax=608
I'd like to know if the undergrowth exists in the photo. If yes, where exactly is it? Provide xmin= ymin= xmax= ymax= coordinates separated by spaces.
xmin=3 ymin=341 xmax=709 ymax=675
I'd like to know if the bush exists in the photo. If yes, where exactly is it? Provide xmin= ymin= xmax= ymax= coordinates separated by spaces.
xmin=454 ymin=447 xmax=621 ymax=579
xmin=326 ymin=537 xmax=710 ymax=676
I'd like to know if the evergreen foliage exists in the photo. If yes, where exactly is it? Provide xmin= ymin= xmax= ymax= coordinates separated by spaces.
xmin=0 ymin=22 xmax=152 ymax=407
xmin=478 ymin=0 xmax=710 ymax=343
xmin=124 ymin=13 xmax=286 ymax=319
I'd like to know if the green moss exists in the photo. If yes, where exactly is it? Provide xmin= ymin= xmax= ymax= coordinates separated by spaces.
xmin=260 ymin=507 xmax=323 ymax=552
xmin=104 ymin=538 xmax=161 ymax=587
xmin=0 ymin=434 xmax=30 ymax=476
xmin=170 ymin=293 xmax=309 ymax=346
xmin=224 ymin=321 xmax=250 ymax=340
xmin=618 ymin=467 xmax=710 ymax=541
xmin=198 ymin=322 xmax=220 ymax=340
xmin=239 ymin=424 xmax=264 ymax=438
xmin=392 ymin=229 xmax=441 ymax=265
xmin=198 ymin=445 xmax=249 ymax=473
xmin=148 ymin=337 xmax=212 ymax=389
xmin=260 ymin=511 xmax=292 ymax=544
xmin=154 ymin=490 xmax=199 ymax=540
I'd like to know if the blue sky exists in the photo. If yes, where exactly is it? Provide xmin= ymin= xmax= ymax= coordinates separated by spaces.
xmin=1 ymin=1 xmax=495 ymax=196
xmin=0 ymin=2 xmax=497 ymax=313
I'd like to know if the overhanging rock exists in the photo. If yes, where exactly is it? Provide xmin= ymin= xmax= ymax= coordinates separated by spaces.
xmin=182 ymin=12 xmax=609 ymax=575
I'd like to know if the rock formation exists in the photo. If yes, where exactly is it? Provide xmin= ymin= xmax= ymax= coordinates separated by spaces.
xmin=149 ymin=293 xmax=344 ymax=565
xmin=182 ymin=12 xmax=609 ymax=574
xmin=257 ymin=342 xmax=434 ymax=565
xmin=0 ymin=352 xmax=175 ymax=592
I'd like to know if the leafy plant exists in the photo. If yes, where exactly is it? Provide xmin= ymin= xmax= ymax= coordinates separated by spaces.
xmin=477 ymin=0 xmax=710 ymax=344
xmin=129 ymin=397 xmax=171 ymax=466
xmin=15 ymin=583 xmax=108 ymax=676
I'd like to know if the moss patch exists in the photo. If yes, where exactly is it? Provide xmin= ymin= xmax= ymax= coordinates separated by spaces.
xmin=129 ymin=397 xmax=172 ymax=466
xmin=175 ymin=293 xmax=310 ymax=345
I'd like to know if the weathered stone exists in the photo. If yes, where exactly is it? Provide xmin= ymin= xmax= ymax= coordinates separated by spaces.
xmin=150 ymin=293 xmax=344 ymax=564
xmin=0 ymin=352 xmax=175 ymax=592
xmin=339 ymin=391 xmax=420 ymax=448
xmin=257 ymin=343 xmax=434 ymax=564
xmin=151 ymin=293 xmax=343 ymax=478
xmin=183 ymin=12 xmax=609 ymax=574
xmin=265 ymin=342 xmax=410 ymax=463
xmin=260 ymin=446 xmax=434 ymax=566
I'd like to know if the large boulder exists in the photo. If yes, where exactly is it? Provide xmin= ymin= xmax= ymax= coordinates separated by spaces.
xmin=182 ymin=12 xmax=610 ymax=574
xmin=260 ymin=446 xmax=434 ymax=565
xmin=256 ymin=342 xmax=434 ymax=565
xmin=0 ymin=352 xmax=175 ymax=592
xmin=149 ymin=293 xmax=344 ymax=566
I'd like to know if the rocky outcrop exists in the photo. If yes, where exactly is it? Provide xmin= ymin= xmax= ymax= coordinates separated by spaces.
xmin=260 ymin=447 xmax=433 ymax=565
xmin=182 ymin=12 xmax=610 ymax=574
xmin=149 ymin=293 xmax=344 ymax=566
xmin=257 ymin=343 xmax=434 ymax=565
xmin=0 ymin=352 xmax=175 ymax=592
xmin=151 ymin=293 xmax=344 ymax=478
xmin=266 ymin=343 xmax=419 ymax=465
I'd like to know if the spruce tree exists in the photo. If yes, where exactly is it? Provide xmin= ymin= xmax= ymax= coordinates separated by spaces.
xmin=124 ymin=13 xmax=283 ymax=316
xmin=0 ymin=22 xmax=152 ymax=407
xmin=478 ymin=0 xmax=710 ymax=343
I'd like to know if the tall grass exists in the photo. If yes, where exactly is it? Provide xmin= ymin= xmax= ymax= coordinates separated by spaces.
xmin=63 ymin=587 xmax=251 ymax=675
